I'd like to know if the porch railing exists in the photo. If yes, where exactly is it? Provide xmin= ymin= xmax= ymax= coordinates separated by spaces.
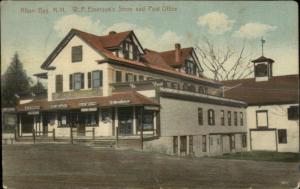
xmin=31 ymin=129 xmax=56 ymax=143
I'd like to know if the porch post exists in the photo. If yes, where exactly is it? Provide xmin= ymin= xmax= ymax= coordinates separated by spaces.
xmin=115 ymin=107 xmax=119 ymax=148
xmin=153 ymin=111 xmax=157 ymax=136
xmin=177 ymin=136 xmax=180 ymax=156
xmin=133 ymin=106 xmax=136 ymax=135
xmin=140 ymin=107 xmax=144 ymax=150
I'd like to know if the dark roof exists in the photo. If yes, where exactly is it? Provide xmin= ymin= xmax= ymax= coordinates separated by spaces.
xmin=159 ymin=47 xmax=193 ymax=67
xmin=98 ymin=31 xmax=132 ymax=48
xmin=16 ymin=91 xmax=159 ymax=112
xmin=222 ymin=74 xmax=299 ymax=105
xmin=252 ymin=56 xmax=274 ymax=63
xmin=41 ymin=28 xmax=222 ymax=87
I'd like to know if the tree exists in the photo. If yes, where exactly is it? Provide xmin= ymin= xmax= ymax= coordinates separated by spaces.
xmin=31 ymin=81 xmax=47 ymax=95
xmin=195 ymin=38 xmax=254 ymax=81
xmin=1 ymin=52 xmax=32 ymax=107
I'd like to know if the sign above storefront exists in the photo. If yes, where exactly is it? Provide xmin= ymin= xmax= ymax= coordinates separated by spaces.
xmin=50 ymin=104 xmax=68 ymax=109
xmin=25 ymin=106 xmax=40 ymax=111
xmin=81 ymin=107 xmax=98 ymax=112
xmin=28 ymin=111 xmax=39 ymax=115
xmin=79 ymin=102 xmax=97 ymax=107
xmin=109 ymin=99 xmax=131 ymax=105
xmin=144 ymin=106 xmax=160 ymax=111
xmin=2 ymin=107 xmax=16 ymax=112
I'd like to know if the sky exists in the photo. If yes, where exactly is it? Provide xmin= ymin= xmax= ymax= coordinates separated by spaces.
xmin=1 ymin=1 xmax=298 ymax=82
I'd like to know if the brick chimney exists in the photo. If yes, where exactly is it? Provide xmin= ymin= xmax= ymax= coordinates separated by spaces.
xmin=175 ymin=43 xmax=181 ymax=63
xmin=109 ymin=31 xmax=117 ymax=35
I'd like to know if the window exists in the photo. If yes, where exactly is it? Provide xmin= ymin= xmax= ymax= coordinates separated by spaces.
xmin=189 ymin=136 xmax=193 ymax=155
xmin=72 ymin=46 xmax=82 ymax=62
xmin=208 ymin=109 xmax=215 ymax=125
xmin=288 ymin=106 xmax=299 ymax=120
xmin=125 ymin=73 xmax=134 ymax=82
xmin=73 ymin=73 xmax=84 ymax=90
xmin=137 ymin=110 xmax=154 ymax=130
xmin=240 ymin=112 xmax=244 ymax=126
xmin=92 ymin=71 xmax=102 ymax=88
xmin=101 ymin=109 xmax=111 ymax=122
xmin=173 ymin=136 xmax=178 ymax=154
xmin=185 ymin=60 xmax=196 ymax=75
xmin=138 ymin=75 xmax=144 ymax=81
xmin=234 ymin=112 xmax=238 ymax=126
xmin=221 ymin=110 xmax=225 ymax=126
xmin=255 ymin=63 xmax=268 ymax=77
xmin=278 ymin=129 xmax=287 ymax=144
xmin=116 ymin=70 xmax=122 ymax=82
xmin=256 ymin=110 xmax=268 ymax=128
xmin=202 ymin=135 xmax=207 ymax=152
xmin=58 ymin=112 xmax=69 ymax=127
xmin=198 ymin=108 xmax=203 ymax=125
xmin=85 ymin=112 xmax=98 ymax=126
xmin=230 ymin=135 xmax=235 ymax=150
xmin=55 ymin=75 xmax=63 ymax=93
xmin=227 ymin=111 xmax=232 ymax=126
xmin=242 ymin=134 xmax=247 ymax=148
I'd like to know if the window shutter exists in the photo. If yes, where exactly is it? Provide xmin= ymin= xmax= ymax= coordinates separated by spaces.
xmin=81 ymin=73 xmax=84 ymax=89
xmin=69 ymin=74 xmax=73 ymax=90
xmin=99 ymin=70 xmax=103 ymax=87
xmin=88 ymin=72 xmax=91 ymax=88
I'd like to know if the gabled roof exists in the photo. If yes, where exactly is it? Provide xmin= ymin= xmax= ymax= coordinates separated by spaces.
xmin=98 ymin=31 xmax=132 ymax=48
xmin=16 ymin=91 xmax=159 ymax=112
xmin=222 ymin=74 xmax=299 ymax=105
xmin=159 ymin=47 xmax=193 ymax=67
xmin=252 ymin=56 xmax=275 ymax=63
xmin=41 ymin=28 xmax=222 ymax=87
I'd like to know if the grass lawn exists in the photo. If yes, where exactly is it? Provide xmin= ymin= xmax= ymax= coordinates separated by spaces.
xmin=214 ymin=151 xmax=300 ymax=162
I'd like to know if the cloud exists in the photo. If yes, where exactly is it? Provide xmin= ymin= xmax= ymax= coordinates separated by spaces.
xmin=103 ymin=22 xmax=183 ymax=51
xmin=233 ymin=22 xmax=277 ymax=39
xmin=197 ymin=12 xmax=235 ymax=35
xmin=53 ymin=14 xmax=104 ymax=36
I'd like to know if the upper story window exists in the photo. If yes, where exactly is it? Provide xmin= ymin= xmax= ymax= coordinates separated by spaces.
xmin=92 ymin=71 xmax=102 ymax=88
xmin=185 ymin=60 xmax=197 ymax=75
xmin=240 ymin=112 xmax=244 ymax=126
xmin=115 ymin=71 xmax=122 ymax=82
xmin=220 ymin=110 xmax=225 ymax=126
xmin=256 ymin=110 xmax=268 ymax=128
xmin=72 ymin=46 xmax=82 ymax=62
xmin=208 ymin=109 xmax=215 ymax=126
xmin=288 ymin=106 xmax=299 ymax=120
xmin=227 ymin=111 xmax=232 ymax=126
xmin=278 ymin=129 xmax=287 ymax=144
xmin=198 ymin=108 xmax=203 ymax=125
xmin=74 ymin=73 xmax=84 ymax=90
xmin=55 ymin=75 xmax=63 ymax=93
xmin=234 ymin=112 xmax=238 ymax=126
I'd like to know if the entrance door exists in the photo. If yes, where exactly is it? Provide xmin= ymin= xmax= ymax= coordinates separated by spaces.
xmin=118 ymin=107 xmax=133 ymax=135
xmin=77 ymin=113 xmax=85 ymax=136
xmin=21 ymin=114 xmax=34 ymax=133
xmin=222 ymin=135 xmax=231 ymax=153
xmin=180 ymin=136 xmax=187 ymax=156
xmin=42 ymin=112 xmax=48 ymax=135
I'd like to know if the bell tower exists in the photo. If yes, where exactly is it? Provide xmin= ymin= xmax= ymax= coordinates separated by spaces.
xmin=252 ymin=37 xmax=274 ymax=81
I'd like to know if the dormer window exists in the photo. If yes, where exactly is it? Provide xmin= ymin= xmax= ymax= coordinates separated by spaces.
xmin=185 ymin=60 xmax=197 ymax=75
xmin=72 ymin=46 xmax=82 ymax=62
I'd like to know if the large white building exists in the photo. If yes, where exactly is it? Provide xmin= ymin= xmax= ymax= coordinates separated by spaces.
xmin=12 ymin=29 xmax=248 ymax=156
xmin=223 ymin=55 xmax=299 ymax=153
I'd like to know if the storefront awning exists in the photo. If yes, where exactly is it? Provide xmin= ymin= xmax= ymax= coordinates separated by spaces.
xmin=16 ymin=91 xmax=159 ymax=112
